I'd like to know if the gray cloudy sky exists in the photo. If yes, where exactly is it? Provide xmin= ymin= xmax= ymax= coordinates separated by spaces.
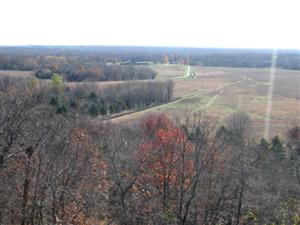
xmin=0 ymin=0 xmax=299 ymax=48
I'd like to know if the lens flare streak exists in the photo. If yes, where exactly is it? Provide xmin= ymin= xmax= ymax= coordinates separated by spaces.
xmin=264 ymin=49 xmax=277 ymax=140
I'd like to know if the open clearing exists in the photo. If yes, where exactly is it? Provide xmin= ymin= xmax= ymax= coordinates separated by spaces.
xmin=0 ymin=70 xmax=33 ymax=78
xmin=109 ymin=65 xmax=300 ymax=139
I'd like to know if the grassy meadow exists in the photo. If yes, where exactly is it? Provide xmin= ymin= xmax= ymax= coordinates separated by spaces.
xmin=110 ymin=65 xmax=300 ymax=139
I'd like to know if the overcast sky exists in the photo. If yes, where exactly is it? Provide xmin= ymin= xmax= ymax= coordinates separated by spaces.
xmin=0 ymin=0 xmax=299 ymax=49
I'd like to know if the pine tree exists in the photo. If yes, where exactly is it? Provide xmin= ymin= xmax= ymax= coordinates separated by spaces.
xmin=259 ymin=138 xmax=270 ymax=149
xmin=88 ymin=92 xmax=97 ymax=102
xmin=89 ymin=104 xmax=99 ymax=117
xmin=50 ymin=97 xmax=58 ymax=106
xmin=271 ymin=135 xmax=284 ymax=158
xmin=56 ymin=105 xmax=67 ymax=114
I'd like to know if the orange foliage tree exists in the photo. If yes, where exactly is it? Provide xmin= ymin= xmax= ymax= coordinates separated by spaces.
xmin=137 ymin=114 xmax=195 ymax=222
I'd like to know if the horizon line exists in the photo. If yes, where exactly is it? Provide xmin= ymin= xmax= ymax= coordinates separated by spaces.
xmin=0 ymin=44 xmax=298 ymax=51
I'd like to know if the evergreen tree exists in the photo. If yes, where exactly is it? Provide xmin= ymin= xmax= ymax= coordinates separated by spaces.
xmin=271 ymin=135 xmax=284 ymax=157
xmin=259 ymin=138 xmax=270 ymax=149
xmin=50 ymin=97 xmax=58 ymax=106
xmin=69 ymin=100 xmax=77 ymax=108
xmin=56 ymin=105 xmax=67 ymax=114
xmin=89 ymin=104 xmax=99 ymax=117
xmin=88 ymin=92 xmax=98 ymax=102
xmin=99 ymin=105 xmax=107 ymax=115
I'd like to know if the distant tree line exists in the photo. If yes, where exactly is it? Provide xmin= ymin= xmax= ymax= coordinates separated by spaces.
xmin=1 ymin=46 xmax=300 ymax=71
xmin=0 ymin=50 xmax=157 ymax=82
xmin=194 ymin=52 xmax=300 ymax=70
xmin=35 ymin=62 xmax=157 ymax=82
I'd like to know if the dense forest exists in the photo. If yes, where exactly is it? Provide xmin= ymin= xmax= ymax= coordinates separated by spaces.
xmin=0 ymin=75 xmax=300 ymax=225
xmin=1 ymin=46 xmax=300 ymax=72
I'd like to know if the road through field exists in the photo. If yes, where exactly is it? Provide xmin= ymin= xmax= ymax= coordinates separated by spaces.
xmin=176 ymin=65 xmax=193 ymax=79
xmin=202 ymin=94 xmax=219 ymax=110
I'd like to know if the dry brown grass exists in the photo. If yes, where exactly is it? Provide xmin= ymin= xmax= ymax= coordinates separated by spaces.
xmin=0 ymin=70 xmax=33 ymax=78
xmin=108 ymin=65 xmax=300 ymax=138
